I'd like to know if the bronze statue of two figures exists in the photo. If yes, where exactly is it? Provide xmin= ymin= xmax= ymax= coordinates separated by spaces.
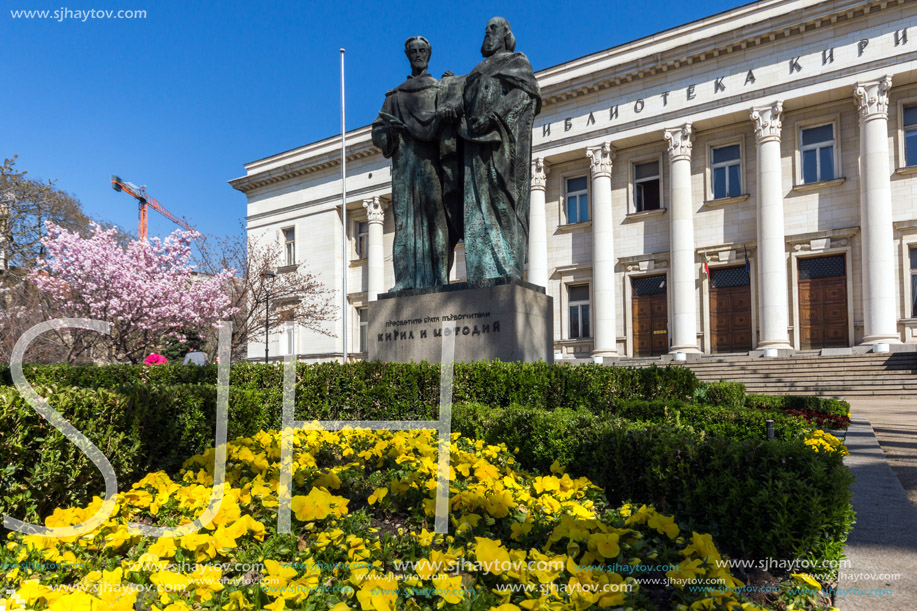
xmin=371 ymin=17 xmax=542 ymax=293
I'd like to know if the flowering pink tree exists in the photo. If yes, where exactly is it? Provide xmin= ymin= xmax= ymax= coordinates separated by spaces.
xmin=32 ymin=222 xmax=238 ymax=363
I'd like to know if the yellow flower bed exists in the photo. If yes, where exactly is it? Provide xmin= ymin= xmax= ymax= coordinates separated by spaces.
xmin=803 ymin=430 xmax=848 ymax=456
xmin=1 ymin=428 xmax=775 ymax=611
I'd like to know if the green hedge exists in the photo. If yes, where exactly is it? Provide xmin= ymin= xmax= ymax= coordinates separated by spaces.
xmin=452 ymin=402 xmax=854 ymax=572
xmin=0 ymin=363 xmax=214 ymax=388
xmin=693 ymin=381 xmax=747 ymax=408
xmin=0 ymin=361 xmax=700 ymax=410
xmin=0 ymin=381 xmax=810 ymax=527
xmin=0 ymin=382 xmax=290 ymax=526
xmin=745 ymin=394 xmax=850 ymax=417
xmin=610 ymin=398 xmax=811 ymax=441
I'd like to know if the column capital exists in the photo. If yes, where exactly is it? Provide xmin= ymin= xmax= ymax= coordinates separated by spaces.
xmin=750 ymin=101 xmax=783 ymax=143
xmin=362 ymin=196 xmax=384 ymax=224
xmin=854 ymin=75 xmax=893 ymax=122
xmin=664 ymin=124 xmax=693 ymax=162
xmin=586 ymin=142 xmax=615 ymax=179
xmin=531 ymin=157 xmax=549 ymax=191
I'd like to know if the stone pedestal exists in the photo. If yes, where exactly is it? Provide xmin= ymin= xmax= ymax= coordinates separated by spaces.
xmin=369 ymin=280 xmax=553 ymax=363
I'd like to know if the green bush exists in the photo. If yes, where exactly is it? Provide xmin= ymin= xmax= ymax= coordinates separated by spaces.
xmin=694 ymin=380 xmax=746 ymax=408
xmin=0 ymin=382 xmax=283 ymax=528
xmin=0 ymin=384 xmax=208 ymax=525
xmin=745 ymin=394 xmax=850 ymax=417
xmin=0 ymin=363 xmax=214 ymax=388
xmin=451 ymin=402 xmax=854 ymax=572
xmin=0 ymin=361 xmax=701 ymax=411
xmin=608 ymin=398 xmax=811 ymax=441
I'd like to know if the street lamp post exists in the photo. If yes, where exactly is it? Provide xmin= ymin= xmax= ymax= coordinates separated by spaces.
xmin=261 ymin=269 xmax=276 ymax=363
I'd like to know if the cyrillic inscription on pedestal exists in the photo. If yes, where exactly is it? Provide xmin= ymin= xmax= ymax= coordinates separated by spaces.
xmin=368 ymin=283 xmax=553 ymax=364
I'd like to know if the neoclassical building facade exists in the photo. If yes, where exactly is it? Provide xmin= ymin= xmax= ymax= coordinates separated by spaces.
xmin=231 ymin=0 xmax=917 ymax=362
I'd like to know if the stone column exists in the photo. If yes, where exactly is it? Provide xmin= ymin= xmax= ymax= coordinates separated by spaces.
xmin=855 ymin=76 xmax=900 ymax=344
xmin=587 ymin=142 xmax=618 ymax=357
xmin=750 ymin=102 xmax=792 ymax=350
xmin=363 ymin=196 xmax=385 ymax=301
xmin=528 ymin=158 xmax=549 ymax=289
xmin=664 ymin=124 xmax=700 ymax=353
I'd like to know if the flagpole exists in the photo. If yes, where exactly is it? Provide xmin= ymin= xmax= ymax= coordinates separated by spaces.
xmin=340 ymin=48 xmax=348 ymax=364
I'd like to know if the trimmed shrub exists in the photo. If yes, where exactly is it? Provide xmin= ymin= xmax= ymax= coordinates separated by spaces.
xmin=451 ymin=402 xmax=854 ymax=572
xmin=0 ymin=383 xmax=279 ymax=526
xmin=0 ymin=361 xmax=701 ymax=412
xmin=745 ymin=393 xmax=850 ymax=417
xmin=608 ymin=398 xmax=811 ymax=441
xmin=695 ymin=380 xmax=746 ymax=408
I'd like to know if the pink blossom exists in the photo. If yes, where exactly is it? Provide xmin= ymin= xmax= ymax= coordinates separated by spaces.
xmin=32 ymin=222 xmax=239 ymax=363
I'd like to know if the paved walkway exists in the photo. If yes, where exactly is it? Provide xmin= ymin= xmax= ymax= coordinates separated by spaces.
xmin=836 ymin=398 xmax=917 ymax=610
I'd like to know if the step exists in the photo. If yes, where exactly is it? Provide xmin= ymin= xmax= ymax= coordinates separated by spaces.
xmin=606 ymin=352 xmax=917 ymax=397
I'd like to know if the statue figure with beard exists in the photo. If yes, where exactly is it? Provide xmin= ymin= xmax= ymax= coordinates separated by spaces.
xmin=440 ymin=17 xmax=541 ymax=284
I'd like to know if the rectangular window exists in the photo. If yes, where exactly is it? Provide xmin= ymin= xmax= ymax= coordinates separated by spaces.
xmin=911 ymin=247 xmax=917 ymax=318
xmin=905 ymin=106 xmax=917 ymax=167
xmin=711 ymin=144 xmax=741 ymax=199
xmin=358 ymin=308 xmax=368 ymax=353
xmin=634 ymin=161 xmax=661 ymax=211
xmin=356 ymin=221 xmax=369 ymax=259
xmin=568 ymin=284 xmax=591 ymax=339
xmin=800 ymin=124 xmax=836 ymax=184
xmin=283 ymin=228 xmax=296 ymax=266
xmin=565 ymin=176 xmax=589 ymax=224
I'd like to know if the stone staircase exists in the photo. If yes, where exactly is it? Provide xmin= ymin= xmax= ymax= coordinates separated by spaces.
xmin=608 ymin=351 xmax=917 ymax=397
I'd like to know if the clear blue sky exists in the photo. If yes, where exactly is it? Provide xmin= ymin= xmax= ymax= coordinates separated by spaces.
xmin=3 ymin=0 xmax=751 ymax=241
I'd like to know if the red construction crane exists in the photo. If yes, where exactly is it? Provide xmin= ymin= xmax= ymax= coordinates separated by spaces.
xmin=111 ymin=175 xmax=195 ymax=240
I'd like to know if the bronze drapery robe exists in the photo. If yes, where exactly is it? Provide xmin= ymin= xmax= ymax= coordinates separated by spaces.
xmin=371 ymin=73 xmax=452 ymax=290
xmin=459 ymin=52 xmax=541 ymax=284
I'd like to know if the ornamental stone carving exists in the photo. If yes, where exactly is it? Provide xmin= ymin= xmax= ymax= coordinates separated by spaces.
xmin=750 ymin=101 xmax=784 ymax=143
xmin=854 ymin=75 xmax=893 ymax=121
xmin=362 ymin=196 xmax=385 ymax=224
xmin=531 ymin=157 xmax=549 ymax=191
xmin=664 ymin=124 xmax=693 ymax=162
xmin=586 ymin=142 xmax=614 ymax=179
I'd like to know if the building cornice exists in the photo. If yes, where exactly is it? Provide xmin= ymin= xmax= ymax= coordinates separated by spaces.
xmin=536 ymin=0 xmax=903 ymax=107
xmin=245 ymin=181 xmax=393 ymax=225
xmin=229 ymin=127 xmax=379 ymax=194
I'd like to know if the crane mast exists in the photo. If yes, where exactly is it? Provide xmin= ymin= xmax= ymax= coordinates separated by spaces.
xmin=111 ymin=176 xmax=195 ymax=239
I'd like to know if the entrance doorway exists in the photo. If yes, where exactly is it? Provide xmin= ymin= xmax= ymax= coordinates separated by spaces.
xmin=632 ymin=275 xmax=668 ymax=357
xmin=798 ymin=254 xmax=848 ymax=350
xmin=709 ymin=266 xmax=752 ymax=353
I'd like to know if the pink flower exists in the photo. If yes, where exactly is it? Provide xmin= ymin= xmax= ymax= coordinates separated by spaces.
xmin=31 ymin=222 xmax=238 ymax=363
xmin=144 ymin=353 xmax=169 ymax=365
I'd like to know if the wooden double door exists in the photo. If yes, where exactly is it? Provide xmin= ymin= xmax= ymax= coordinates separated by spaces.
xmin=709 ymin=266 xmax=753 ymax=354
xmin=632 ymin=275 xmax=668 ymax=357
xmin=798 ymin=255 xmax=848 ymax=350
